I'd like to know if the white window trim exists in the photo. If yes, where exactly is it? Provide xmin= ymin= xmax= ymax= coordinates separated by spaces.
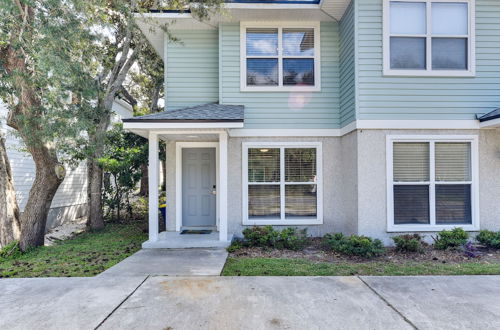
xmin=242 ymin=142 xmax=323 ymax=225
xmin=383 ymin=0 xmax=476 ymax=77
xmin=386 ymin=135 xmax=479 ymax=232
xmin=240 ymin=21 xmax=321 ymax=92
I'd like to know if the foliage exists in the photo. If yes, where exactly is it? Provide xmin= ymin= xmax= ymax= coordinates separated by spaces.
xmin=227 ymin=240 xmax=244 ymax=253
xmin=131 ymin=197 xmax=149 ymax=220
xmin=392 ymin=234 xmax=424 ymax=253
xmin=322 ymin=233 xmax=385 ymax=258
xmin=222 ymin=258 xmax=500 ymax=276
xmin=99 ymin=124 xmax=148 ymax=220
xmin=433 ymin=228 xmax=469 ymax=250
xmin=0 ymin=0 xmax=98 ymax=150
xmin=0 ymin=241 xmax=21 ymax=260
xmin=241 ymin=226 xmax=309 ymax=251
xmin=463 ymin=241 xmax=480 ymax=258
xmin=476 ymin=230 xmax=500 ymax=249
xmin=0 ymin=223 xmax=146 ymax=278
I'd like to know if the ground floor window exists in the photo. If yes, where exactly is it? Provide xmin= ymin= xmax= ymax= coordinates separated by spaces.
xmin=242 ymin=142 xmax=323 ymax=225
xmin=387 ymin=135 xmax=478 ymax=231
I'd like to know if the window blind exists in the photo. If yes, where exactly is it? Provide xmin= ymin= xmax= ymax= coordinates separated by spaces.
xmin=285 ymin=148 xmax=316 ymax=182
xmin=248 ymin=148 xmax=280 ymax=182
xmin=393 ymin=142 xmax=430 ymax=182
xmin=435 ymin=142 xmax=471 ymax=181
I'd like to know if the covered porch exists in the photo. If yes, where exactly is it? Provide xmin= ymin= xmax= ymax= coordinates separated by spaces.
xmin=123 ymin=104 xmax=244 ymax=248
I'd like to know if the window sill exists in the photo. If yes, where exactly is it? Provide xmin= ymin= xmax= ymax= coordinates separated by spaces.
xmin=387 ymin=224 xmax=479 ymax=232
xmin=243 ymin=218 xmax=323 ymax=226
xmin=383 ymin=69 xmax=476 ymax=78
xmin=240 ymin=86 xmax=321 ymax=93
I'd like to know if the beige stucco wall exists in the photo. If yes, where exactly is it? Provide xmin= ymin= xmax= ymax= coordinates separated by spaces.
xmin=356 ymin=128 xmax=500 ymax=245
xmin=162 ymin=129 xmax=500 ymax=244
xmin=227 ymin=136 xmax=351 ymax=237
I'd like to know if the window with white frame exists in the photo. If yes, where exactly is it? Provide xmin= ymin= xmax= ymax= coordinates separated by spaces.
xmin=241 ymin=23 xmax=320 ymax=91
xmin=384 ymin=0 xmax=475 ymax=76
xmin=243 ymin=143 xmax=323 ymax=225
xmin=387 ymin=136 xmax=478 ymax=231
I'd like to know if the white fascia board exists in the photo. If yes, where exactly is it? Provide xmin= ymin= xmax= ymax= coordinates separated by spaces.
xmin=480 ymin=118 xmax=500 ymax=128
xmin=123 ymin=122 xmax=244 ymax=130
xmin=225 ymin=3 xmax=320 ymax=10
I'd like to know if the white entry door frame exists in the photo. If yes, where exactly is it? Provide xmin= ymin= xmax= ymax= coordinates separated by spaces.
xmin=175 ymin=142 xmax=220 ymax=233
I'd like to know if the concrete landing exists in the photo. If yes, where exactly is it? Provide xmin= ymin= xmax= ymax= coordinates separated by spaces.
xmin=98 ymin=248 xmax=229 ymax=277
xmin=142 ymin=232 xmax=233 ymax=249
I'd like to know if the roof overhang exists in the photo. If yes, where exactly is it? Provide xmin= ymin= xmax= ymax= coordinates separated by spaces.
xmin=135 ymin=0 xmax=350 ymax=58
xmin=477 ymin=108 xmax=500 ymax=128
xmin=123 ymin=122 xmax=244 ymax=138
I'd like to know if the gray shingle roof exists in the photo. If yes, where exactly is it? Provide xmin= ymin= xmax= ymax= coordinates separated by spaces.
xmin=477 ymin=108 xmax=500 ymax=122
xmin=123 ymin=103 xmax=244 ymax=122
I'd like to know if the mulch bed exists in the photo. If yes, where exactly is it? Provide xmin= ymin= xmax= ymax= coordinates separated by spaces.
xmin=230 ymin=238 xmax=500 ymax=264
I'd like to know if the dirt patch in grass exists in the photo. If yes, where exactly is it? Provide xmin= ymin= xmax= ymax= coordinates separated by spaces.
xmin=229 ymin=238 xmax=500 ymax=265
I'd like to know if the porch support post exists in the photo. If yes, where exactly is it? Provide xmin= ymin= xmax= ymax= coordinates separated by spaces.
xmin=148 ymin=132 xmax=159 ymax=242
xmin=219 ymin=131 xmax=228 ymax=242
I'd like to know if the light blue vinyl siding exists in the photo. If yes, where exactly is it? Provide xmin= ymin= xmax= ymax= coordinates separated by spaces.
xmin=166 ymin=30 xmax=219 ymax=110
xmin=339 ymin=1 xmax=357 ymax=127
xmin=220 ymin=22 xmax=341 ymax=129
xmin=357 ymin=0 xmax=500 ymax=120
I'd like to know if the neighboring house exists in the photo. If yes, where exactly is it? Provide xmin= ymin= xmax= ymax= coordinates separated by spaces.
xmin=125 ymin=0 xmax=500 ymax=248
xmin=0 ymin=98 xmax=133 ymax=231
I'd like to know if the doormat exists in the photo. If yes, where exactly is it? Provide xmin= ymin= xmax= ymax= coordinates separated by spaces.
xmin=180 ymin=230 xmax=212 ymax=235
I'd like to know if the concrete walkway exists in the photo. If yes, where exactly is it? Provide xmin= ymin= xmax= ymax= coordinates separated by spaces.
xmin=98 ymin=248 xmax=229 ymax=277
xmin=1 ymin=275 xmax=499 ymax=330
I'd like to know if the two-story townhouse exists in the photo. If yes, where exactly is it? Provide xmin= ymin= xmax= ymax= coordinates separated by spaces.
xmin=124 ymin=0 xmax=500 ymax=248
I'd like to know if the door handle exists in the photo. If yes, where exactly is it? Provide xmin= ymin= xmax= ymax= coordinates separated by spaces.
xmin=211 ymin=184 xmax=217 ymax=195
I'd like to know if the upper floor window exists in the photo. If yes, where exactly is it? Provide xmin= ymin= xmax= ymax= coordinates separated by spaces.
xmin=383 ymin=0 xmax=475 ymax=76
xmin=241 ymin=22 xmax=321 ymax=91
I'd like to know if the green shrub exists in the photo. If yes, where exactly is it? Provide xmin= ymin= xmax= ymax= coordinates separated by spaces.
xmin=476 ymin=230 xmax=500 ymax=249
xmin=322 ymin=233 xmax=385 ymax=258
xmin=227 ymin=240 xmax=244 ymax=253
xmin=433 ymin=228 xmax=469 ymax=250
xmin=241 ymin=226 xmax=308 ymax=251
xmin=392 ymin=234 xmax=424 ymax=253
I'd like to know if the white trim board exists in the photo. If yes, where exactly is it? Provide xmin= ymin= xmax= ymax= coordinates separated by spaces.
xmin=228 ymin=120 xmax=486 ymax=138
xmin=356 ymin=120 xmax=482 ymax=130
xmin=386 ymin=134 xmax=479 ymax=232
xmin=241 ymin=141 xmax=323 ymax=226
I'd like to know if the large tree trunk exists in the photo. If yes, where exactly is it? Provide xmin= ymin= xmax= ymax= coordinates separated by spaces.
xmin=86 ymin=98 xmax=113 ymax=230
xmin=19 ymin=144 xmax=64 ymax=251
xmin=87 ymin=156 xmax=104 ymax=230
xmin=0 ymin=135 xmax=20 ymax=247
xmin=139 ymin=163 xmax=148 ymax=196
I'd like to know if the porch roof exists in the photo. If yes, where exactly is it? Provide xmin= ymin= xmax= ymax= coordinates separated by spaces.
xmin=477 ymin=108 xmax=500 ymax=123
xmin=123 ymin=103 xmax=244 ymax=123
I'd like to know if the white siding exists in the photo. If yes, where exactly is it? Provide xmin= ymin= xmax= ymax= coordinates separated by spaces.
xmin=0 ymin=100 xmax=133 ymax=213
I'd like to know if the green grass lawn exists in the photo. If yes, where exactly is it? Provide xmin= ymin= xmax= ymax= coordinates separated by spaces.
xmin=222 ymin=257 xmax=500 ymax=276
xmin=0 ymin=223 xmax=147 ymax=278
